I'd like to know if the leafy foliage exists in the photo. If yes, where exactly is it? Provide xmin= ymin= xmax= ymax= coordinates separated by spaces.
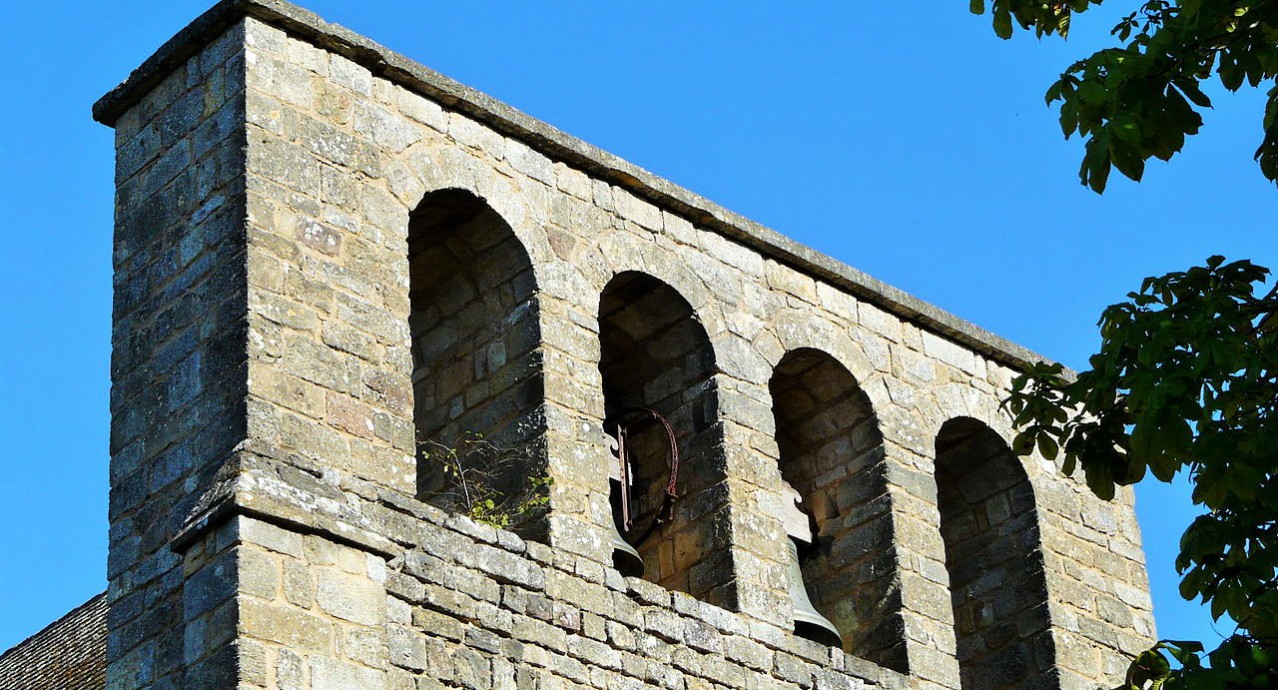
xmin=421 ymin=431 xmax=552 ymax=530
xmin=1004 ymin=257 xmax=1277 ymax=688
xmin=971 ymin=1 xmax=1278 ymax=191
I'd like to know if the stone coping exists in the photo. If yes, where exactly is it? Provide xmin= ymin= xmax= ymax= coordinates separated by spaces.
xmin=93 ymin=0 xmax=1062 ymax=376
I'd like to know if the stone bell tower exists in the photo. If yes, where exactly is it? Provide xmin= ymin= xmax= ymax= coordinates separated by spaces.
xmin=94 ymin=2 xmax=1156 ymax=689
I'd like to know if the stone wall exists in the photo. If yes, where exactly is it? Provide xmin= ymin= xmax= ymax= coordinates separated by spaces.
xmin=386 ymin=492 xmax=901 ymax=690
xmin=103 ymin=21 xmax=249 ymax=690
xmin=94 ymin=3 xmax=1157 ymax=690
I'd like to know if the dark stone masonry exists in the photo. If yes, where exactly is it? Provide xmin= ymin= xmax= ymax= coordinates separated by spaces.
xmin=67 ymin=1 xmax=1162 ymax=689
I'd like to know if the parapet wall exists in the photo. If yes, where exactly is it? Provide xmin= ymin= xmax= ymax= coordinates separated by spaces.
xmin=95 ymin=3 xmax=1156 ymax=690
xmin=182 ymin=473 xmax=907 ymax=690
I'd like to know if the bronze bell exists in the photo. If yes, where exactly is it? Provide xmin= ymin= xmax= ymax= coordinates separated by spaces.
xmin=608 ymin=496 xmax=645 ymax=577
xmin=775 ymin=478 xmax=842 ymax=648
xmin=785 ymin=538 xmax=843 ymax=648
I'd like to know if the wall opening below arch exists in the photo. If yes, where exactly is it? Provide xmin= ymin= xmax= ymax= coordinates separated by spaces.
xmin=770 ymin=348 xmax=905 ymax=669
xmin=936 ymin=418 xmax=1055 ymax=690
xmin=598 ymin=271 xmax=730 ymax=604
xmin=408 ymin=189 xmax=547 ymax=537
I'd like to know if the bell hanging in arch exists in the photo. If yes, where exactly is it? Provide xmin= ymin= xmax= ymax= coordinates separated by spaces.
xmin=608 ymin=500 xmax=645 ymax=578
xmin=785 ymin=538 xmax=843 ymax=648
xmin=775 ymin=480 xmax=842 ymax=648
xmin=603 ymin=411 xmax=665 ymax=579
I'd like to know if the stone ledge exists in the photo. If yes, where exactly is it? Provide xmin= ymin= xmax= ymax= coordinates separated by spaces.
xmin=93 ymin=0 xmax=1065 ymax=377
xmin=170 ymin=449 xmax=401 ymax=559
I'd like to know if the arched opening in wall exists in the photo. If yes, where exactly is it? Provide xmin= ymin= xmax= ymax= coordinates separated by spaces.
xmin=598 ymin=271 xmax=729 ymax=603
xmin=770 ymin=349 xmax=905 ymax=669
xmin=408 ymin=189 xmax=547 ymax=538
xmin=936 ymin=418 xmax=1055 ymax=690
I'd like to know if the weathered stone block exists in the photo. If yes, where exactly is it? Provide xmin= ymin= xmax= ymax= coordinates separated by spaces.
xmin=313 ymin=567 xmax=384 ymax=625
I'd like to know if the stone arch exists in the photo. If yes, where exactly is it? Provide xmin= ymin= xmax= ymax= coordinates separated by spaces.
xmin=935 ymin=417 xmax=1056 ymax=690
xmin=770 ymin=310 xmax=881 ymax=396
xmin=769 ymin=348 xmax=904 ymax=666
xmin=594 ymin=232 xmax=728 ymax=340
xmin=408 ymin=188 xmax=548 ymax=537
xmin=405 ymin=151 xmax=560 ymax=269
xmin=598 ymin=271 xmax=730 ymax=602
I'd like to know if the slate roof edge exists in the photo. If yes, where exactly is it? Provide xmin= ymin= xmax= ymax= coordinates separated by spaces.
xmin=93 ymin=0 xmax=1064 ymax=376
xmin=0 ymin=592 xmax=107 ymax=663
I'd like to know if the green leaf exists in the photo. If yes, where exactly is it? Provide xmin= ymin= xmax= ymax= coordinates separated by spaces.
xmin=1179 ymin=568 xmax=1202 ymax=601
xmin=1110 ymin=141 xmax=1147 ymax=182
xmin=1177 ymin=80 xmax=1214 ymax=109
xmin=1082 ymin=144 xmax=1112 ymax=193
xmin=1165 ymin=640 xmax=1205 ymax=665
xmin=1060 ymin=99 xmax=1079 ymax=137
xmin=994 ymin=5 xmax=1013 ymax=39
xmin=1113 ymin=118 xmax=1142 ymax=144
xmin=1087 ymin=463 xmax=1117 ymax=500
xmin=1013 ymin=430 xmax=1037 ymax=456
xmin=1045 ymin=81 xmax=1064 ymax=105
xmin=1061 ymin=453 xmax=1077 ymax=477
xmin=1037 ymin=433 xmax=1060 ymax=461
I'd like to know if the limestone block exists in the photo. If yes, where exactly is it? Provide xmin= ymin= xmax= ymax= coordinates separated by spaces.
xmin=316 ymin=567 xmax=386 ymax=625
xmin=312 ymin=657 xmax=385 ymax=690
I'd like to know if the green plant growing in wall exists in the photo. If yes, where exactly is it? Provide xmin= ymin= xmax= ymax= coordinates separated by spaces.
xmin=419 ymin=430 xmax=552 ymax=530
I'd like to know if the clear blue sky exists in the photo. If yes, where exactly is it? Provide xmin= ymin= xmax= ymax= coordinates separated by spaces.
xmin=0 ymin=0 xmax=1272 ymax=655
